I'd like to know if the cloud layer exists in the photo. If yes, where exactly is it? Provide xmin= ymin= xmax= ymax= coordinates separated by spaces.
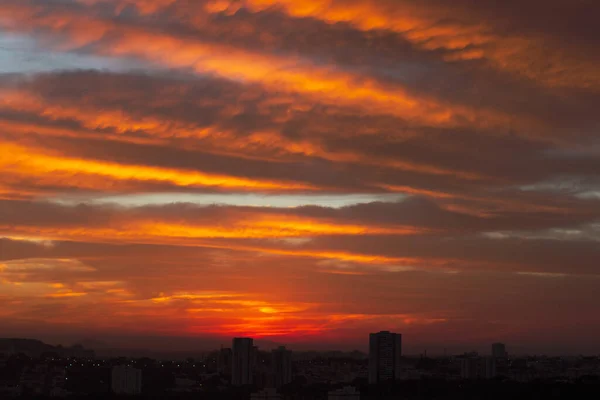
xmin=0 ymin=0 xmax=599 ymax=352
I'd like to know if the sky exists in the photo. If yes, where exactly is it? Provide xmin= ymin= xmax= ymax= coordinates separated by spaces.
xmin=0 ymin=0 xmax=599 ymax=355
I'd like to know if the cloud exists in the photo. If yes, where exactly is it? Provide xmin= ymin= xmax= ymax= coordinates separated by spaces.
xmin=223 ymin=0 xmax=600 ymax=91
xmin=1 ymin=197 xmax=599 ymax=278
xmin=0 ymin=0 xmax=599 ymax=349
xmin=0 ymin=141 xmax=319 ymax=194
xmin=0 ymin=0 xmax=544 ymax=134
xmin=1 ymin=70 xmax=599 ymax=204
xmin=1 ymin=196 xmax=598 ymax=241
xmin=65 ymin=0 xmax=600 ymax=91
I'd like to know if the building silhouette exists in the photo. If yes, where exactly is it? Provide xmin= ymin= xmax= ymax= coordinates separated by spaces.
xmin=271 ymin=346 xmax=293 ymax=388
xmin=492 ymin=343 xmax=507 ymax=358
xmin=111 ymin=365 xmax=142 ymax=395
xmin=218 ymin=347 xmax=233 ymax=374
xmin=461 ymin=356 xmax=497 ymax=379
xmin=368 ymin=331 xmax=402 ymax=384
xmin=461 ymin=357 xmax=479 ymax=380
xmin=485 ymin=356 xmax=497 ymax=379
xmin=232 ymin=337 xmax=255 ymax=385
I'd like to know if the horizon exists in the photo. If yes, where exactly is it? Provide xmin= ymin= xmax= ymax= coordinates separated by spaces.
xmin=3 ymin=336 xmax=597 ymax=358
xmin=1 ymin=0 xmax=599 ymax=356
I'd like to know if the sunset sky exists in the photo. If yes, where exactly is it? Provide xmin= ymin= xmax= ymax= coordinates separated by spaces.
xmin=1 ymin=0 xmax=599 ymax=354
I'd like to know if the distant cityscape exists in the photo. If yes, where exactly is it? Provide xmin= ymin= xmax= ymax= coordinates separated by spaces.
xmin=1 ymin=333 xmax=599 ymax=399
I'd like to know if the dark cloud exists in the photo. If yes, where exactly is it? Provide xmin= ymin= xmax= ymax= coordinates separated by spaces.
xmin=1 ymin=70 xmax=599 ymax=200
xmin=2 ymin=195 xmax=599 ymax=234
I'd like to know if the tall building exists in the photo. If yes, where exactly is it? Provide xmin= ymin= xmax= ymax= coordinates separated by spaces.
xmin=232 ymin=337 xmax=255 ymax=385
xmin=218 ymin=347 xmax=233 ymax=374
xmin=485 ymin=357 xmax=497 ymax=379
xmin=271 ymin=346 xmax=293 ymax=388
xmin=492 ymin=343 xmax=507 ymax=358
xmin=460 ymin=357 xmax=479 ymax=380
xmin=460 ymin=356 xmax=497 ymax=380
xmin=252 ymin=345 xmax=259 ymax=369
xmin=111 ymin=366 xmax=142 ymax=395
xmin=368 ymin=331 xmax=402 ymax=384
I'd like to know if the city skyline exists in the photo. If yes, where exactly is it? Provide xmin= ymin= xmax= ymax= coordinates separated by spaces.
xmin=1 ymin=0 xmax=599 ymax=354
xmin=3 ymin=335 xmax=598 ymax=399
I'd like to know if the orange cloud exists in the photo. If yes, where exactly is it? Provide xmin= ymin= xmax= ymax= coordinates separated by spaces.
xmin=0 ymin=203 xmax=428 ymax=241
xmin=136 ymin=217 xmax=427 ymax=239
xmin=381 ymin=184 xmax=581 ymax=216
xmin=0 ymin=224 xmax=439 ymax=268
xmin=0 ymin=141 xmax=315 ymax=192
xmin=0 ymin=2 xmax=521 ymax=132
xmin=0 ymin=259 xmax=127 ymax=302
xmin=151 ymin=291 xmax=244 ymax=303
xmin=73 ymin=0 xmax=599 ymax=89
xmin=0 ymin=278 xmax=451 ymax=339
xmin=230 ymin=0 xmax=600 ymax=90
xmin=0 ymin=87 xmax=487 ymax=181
xmin=45 ymin=291 xmax=88 ymax=298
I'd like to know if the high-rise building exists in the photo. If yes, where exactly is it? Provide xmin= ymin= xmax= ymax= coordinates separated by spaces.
xmin=111 ymin=366 xmax=142 ymax=395
xmin=271 ymin=346 xmax=293 ymax=388
xmin=485 ymin=357 xmax=497 ymax=379
xmin=368 ymin=331 xmax=402 ymax=384
xmin=232 ymin=337 xmax=255 ymax=385
xmin=252 ymin=346 xmax=259 ymax=369
xmin=460 ymin=357 xmax=479 ymax=380
xmin=460 ymin=356 xmax=497 ymax=380
xmin=218 ymin=347 xmax=233 ymax=374
xmin=492 ymin=343 xmax=507 ymax=358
